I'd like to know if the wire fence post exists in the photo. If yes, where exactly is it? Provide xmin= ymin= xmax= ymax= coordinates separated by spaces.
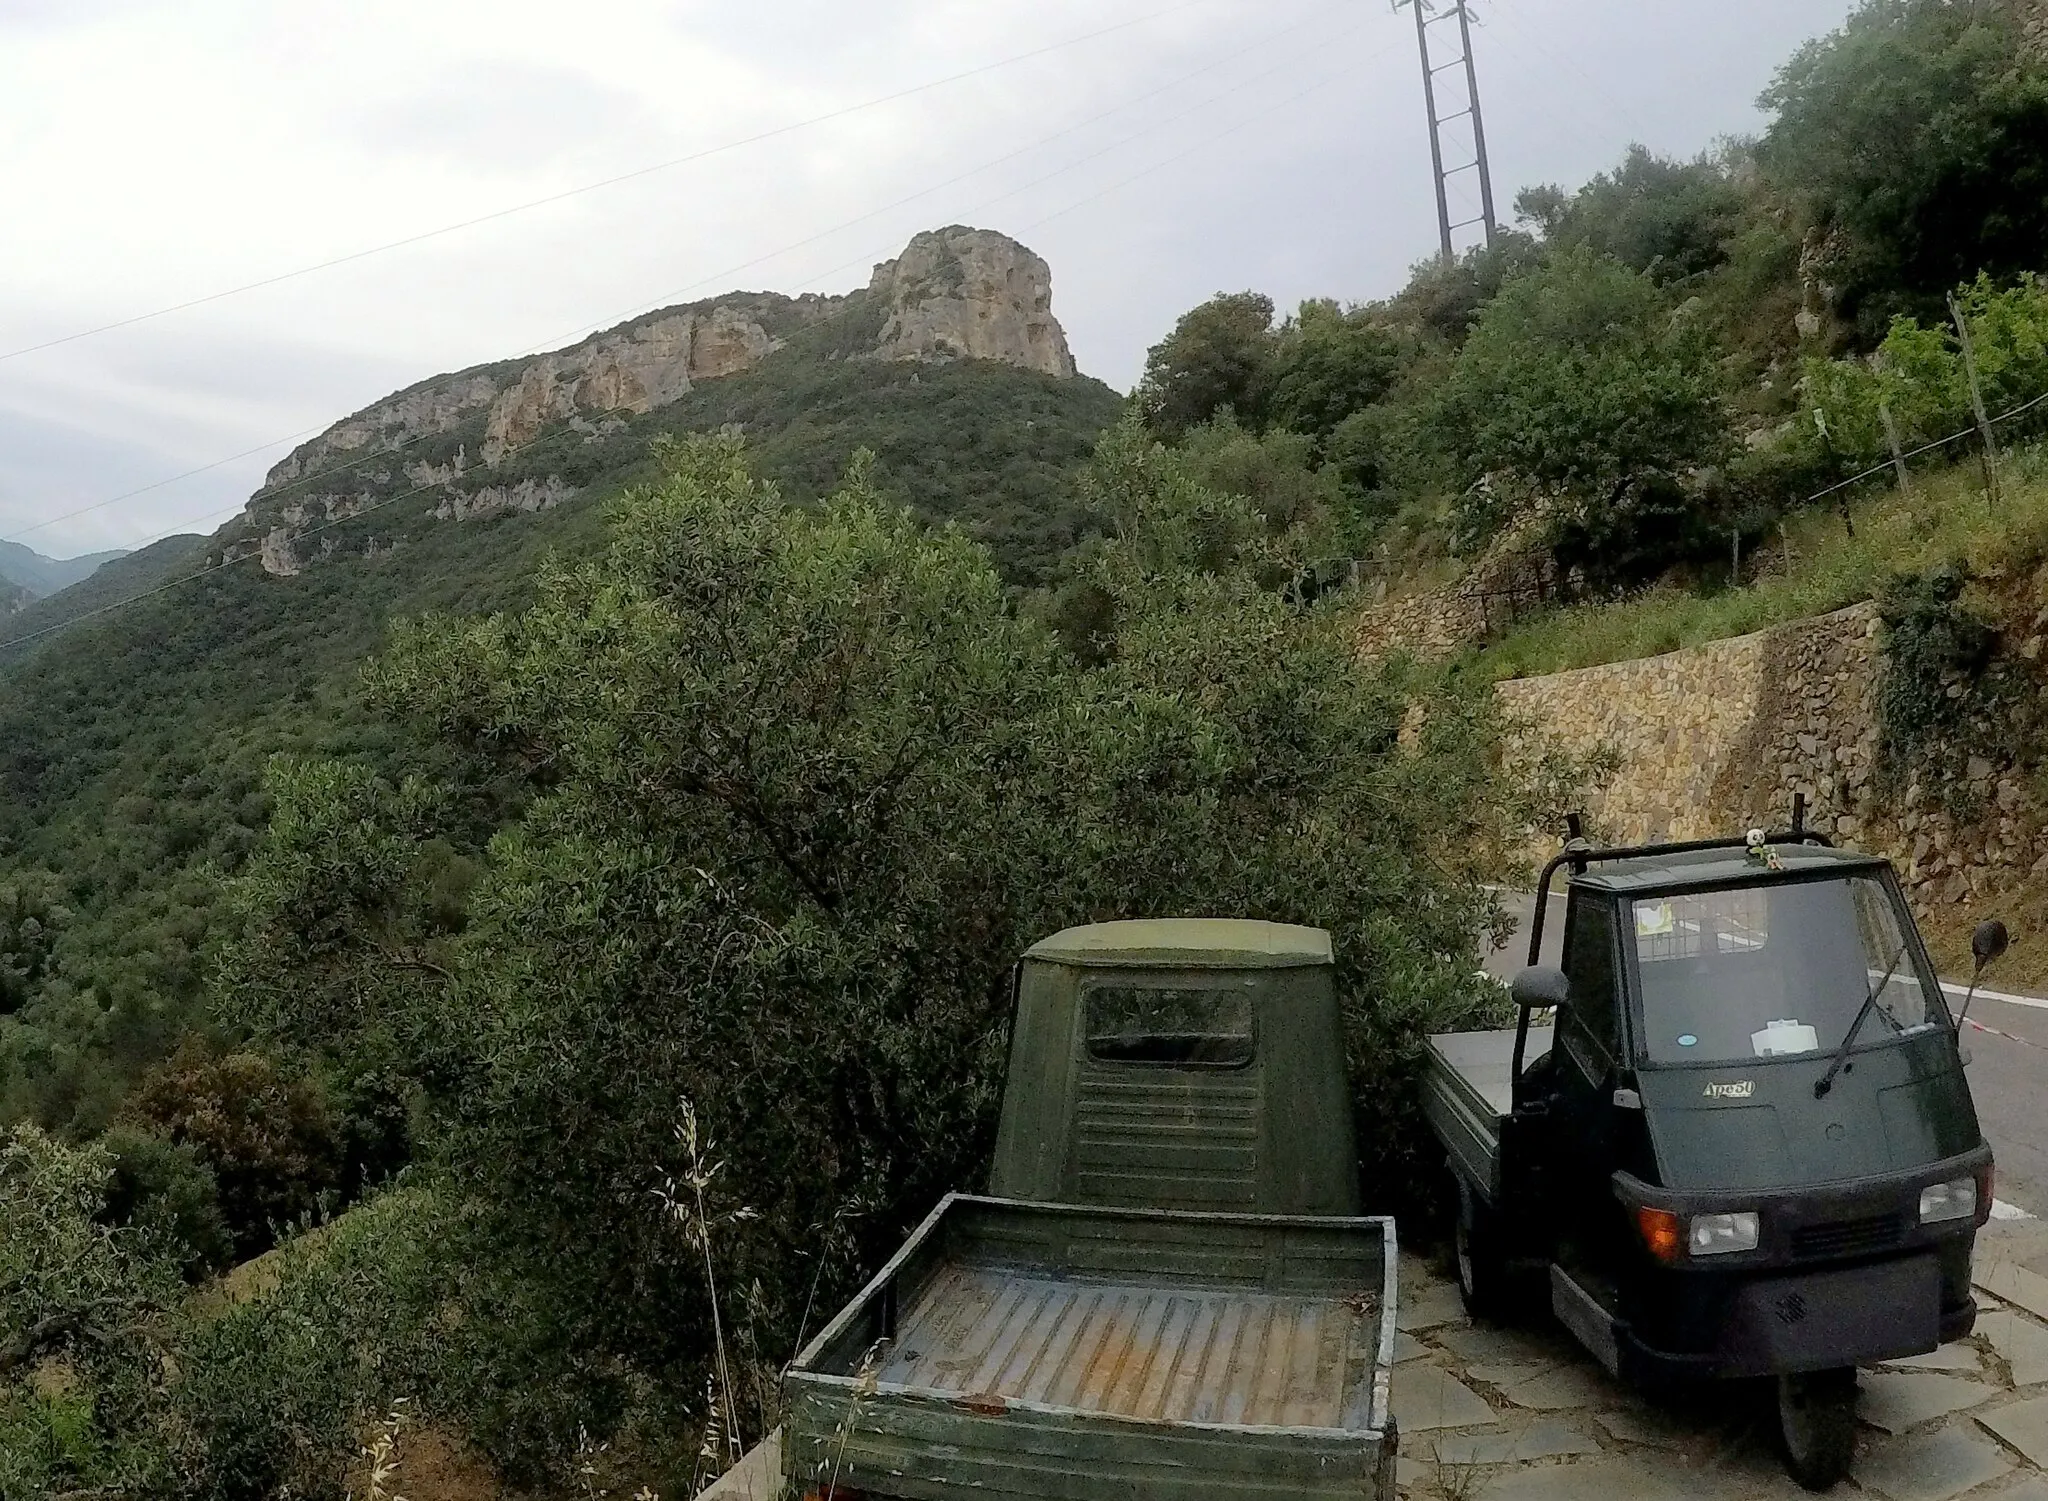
xmin=1879 ymin=401 xmax=1912 ymax=498
xmin=1949 ymin=292 xmax=2002 ymax=506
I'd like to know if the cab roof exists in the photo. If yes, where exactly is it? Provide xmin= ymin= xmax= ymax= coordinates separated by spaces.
xmin=1569 ymin=841 xmax=1890 ymax=896
xmin=1025 ymin=918 xmax=1333 ymax=970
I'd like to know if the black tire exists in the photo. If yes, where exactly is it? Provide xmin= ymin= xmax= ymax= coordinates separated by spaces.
xmin=1452 ymin=1171 xmax=1515 ymax=1322
xmin=1778 ymin=1368 xmax=1857 ymax=1492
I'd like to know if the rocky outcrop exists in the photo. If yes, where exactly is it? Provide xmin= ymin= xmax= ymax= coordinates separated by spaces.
xmin=234 ymin=227 xmax=1078 ymax=575
xmin=432 ymin=476 xmax=573 ymax=523
xmin=262 ymin=373 xmax=503 ymax=490
xmin=867 ymin=227 xmax=1076 ymax=377
xmin=479 ymin=304 xmax=790 ymax=464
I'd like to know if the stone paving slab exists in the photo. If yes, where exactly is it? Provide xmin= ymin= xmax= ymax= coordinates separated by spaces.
xmin=1392 ymin=1362 xmax=1499 ymax=1432
xmin=1393 ymin=1329 xmax=1431 ymax=1363
xmin=1880 ymin=1344 xmax=1987 ymax=1375
xmin=1984 ymin=1310 xmax=2048 ymax=1387
xmin=1982 ymin=1394 xmax=2048 ymax=1468
xmin=1853 ymin=1421 xmax=2014 ymax=1501
xmin=1434 ymin=1323 xmax=1567 ymax=1367
xmin=1590 ymin=1404 xmax=1690 ymax=1450
xmin=1490 ymin=1362 xmax=1629 ymax=1412
xmin=1429 ymin=1417 xmax=1604 ymax=1466
xmin=1859 ymin=1370 xmax=1997 ymax=1433
xmin=1399 ymin=1279 xmax=1472 ymax=1333
xmin=1980 ymin=1262 xmax=2048 ymax=1325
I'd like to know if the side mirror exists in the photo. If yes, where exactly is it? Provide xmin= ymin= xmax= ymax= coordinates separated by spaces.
xmin=1512 ymin=965 xmax=1570 ymax=1012
xmin=1973 ymin=920 xmax=2011 ymax=973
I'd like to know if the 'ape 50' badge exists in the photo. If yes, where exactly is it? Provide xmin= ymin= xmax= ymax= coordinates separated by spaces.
xmin=1702 ymin=1081 xmax=1755 ymax=1100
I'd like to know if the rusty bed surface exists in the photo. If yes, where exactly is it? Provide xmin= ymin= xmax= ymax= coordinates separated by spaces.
xmin=874 ymin=1262 xmax=1380 ymax=1430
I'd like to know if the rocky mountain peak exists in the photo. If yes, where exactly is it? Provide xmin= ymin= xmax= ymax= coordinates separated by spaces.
xmin=867 ymin=226 xmax=1076 ymax=377
xmin=232 ymin=227 xmax=1078 ymax=577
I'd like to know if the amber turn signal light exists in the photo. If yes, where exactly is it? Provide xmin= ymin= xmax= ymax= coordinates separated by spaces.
xmin=1636 ymin=1206 xmax=1683 ymax=1263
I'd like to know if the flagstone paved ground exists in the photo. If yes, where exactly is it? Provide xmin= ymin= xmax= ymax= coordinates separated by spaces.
xmin=1394 ymin=1217 xmax=2048 ymax=1501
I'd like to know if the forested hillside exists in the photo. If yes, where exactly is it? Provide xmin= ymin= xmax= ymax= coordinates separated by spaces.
xmin=0 ymin=240 xmax=1122 ymax=1140
xmin=5 ymin=2 xmax=2048 ymax=1496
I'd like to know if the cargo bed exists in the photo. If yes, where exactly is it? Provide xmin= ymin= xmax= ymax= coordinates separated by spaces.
xmin=783 ymin=1193 xmax=1397 ymax=1501
xmin=1420 ymin=1026 xmax=1552 ymax=1204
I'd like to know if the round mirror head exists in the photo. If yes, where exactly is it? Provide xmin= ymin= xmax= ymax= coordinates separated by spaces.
xmin=1511 ymin=964 xmax=1570 ymax=1012
xmin=1973 ymin=919 xmax=2011 ymax=969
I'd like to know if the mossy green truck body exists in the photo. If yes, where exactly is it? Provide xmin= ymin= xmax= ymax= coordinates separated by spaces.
xmin=782 ymin=920 xmax=1397 ymax=1501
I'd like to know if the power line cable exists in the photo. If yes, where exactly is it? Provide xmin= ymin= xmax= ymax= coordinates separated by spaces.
xmin=0 ymin=0 xmax=1218 ymax=369
xmin=5 ymin=27 xmax=1372 ymax=653
xmin=5 ymin=0 xmax=1344 ymax=549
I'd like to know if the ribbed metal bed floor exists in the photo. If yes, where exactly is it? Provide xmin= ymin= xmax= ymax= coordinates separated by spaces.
xmin=875 ymin=1263 xmax=1380 ymax=1430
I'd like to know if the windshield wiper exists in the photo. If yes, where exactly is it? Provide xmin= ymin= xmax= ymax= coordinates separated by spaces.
xmin=1814 ymin=939 xmax=1910 ymax=1099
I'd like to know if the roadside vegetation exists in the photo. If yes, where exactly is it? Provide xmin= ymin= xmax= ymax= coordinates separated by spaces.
xmin=1472 ymin=441 xmax=2048 ymax=680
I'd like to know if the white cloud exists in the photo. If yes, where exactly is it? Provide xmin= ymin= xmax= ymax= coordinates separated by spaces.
xmin=0 ymin=0 xmax=1859 ymax=556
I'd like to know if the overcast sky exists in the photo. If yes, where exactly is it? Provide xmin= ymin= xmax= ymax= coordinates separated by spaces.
xmin=0 ymin=0 xmax=1861 ymax=558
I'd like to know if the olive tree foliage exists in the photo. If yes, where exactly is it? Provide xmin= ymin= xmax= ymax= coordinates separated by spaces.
xmin=0 ymin=1126 xmax=181 ymax=1499
xmin=216 ymin=429 xmax=1545 ymax=1473
xmin=1134 ymin=291 xmax=1277 ymax=439
xmin=1759 ymin=0 xmax=2048 ymax=339
xmin=1432 ymin=247 xmax=1733 ymax=586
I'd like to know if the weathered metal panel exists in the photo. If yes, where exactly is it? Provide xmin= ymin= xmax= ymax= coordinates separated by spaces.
xmin=1423 ymin=1027 xmax=1554 ymax=1205
xmin=990 ymin=953 xmax=1359 ymax=1217
xmin=785 ymin=1195 xmax=1396 ymax=1501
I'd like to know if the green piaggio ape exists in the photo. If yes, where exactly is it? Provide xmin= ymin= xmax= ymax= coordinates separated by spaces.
xmin=1424 ymin=805 xmax=2011 ymax=1491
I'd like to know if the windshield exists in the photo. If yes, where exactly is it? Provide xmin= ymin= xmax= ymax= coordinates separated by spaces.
xmin=1630 ymin=875 xmax=1941 ymax=1065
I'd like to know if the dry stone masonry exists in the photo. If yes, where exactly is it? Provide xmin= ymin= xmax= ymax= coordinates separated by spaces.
xmin=1499 ymin=603 xmax=2046 ymax=924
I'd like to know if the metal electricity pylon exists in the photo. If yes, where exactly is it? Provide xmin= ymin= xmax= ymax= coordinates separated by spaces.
xmin=1399 ymin=0 xmax=1498 ymax=263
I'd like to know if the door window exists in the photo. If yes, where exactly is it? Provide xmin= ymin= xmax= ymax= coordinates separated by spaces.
xmin=1564 ymin=899 xmax=1621 ymax=1059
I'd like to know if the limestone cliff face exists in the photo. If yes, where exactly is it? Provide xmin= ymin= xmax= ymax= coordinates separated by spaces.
xmin=867 ymin=227 xmax=1076 ymax=377
xmin=479 ymin=299 xmax=799 ymax=464
xmin=235 ymin=227 xmax=1076 ymax=575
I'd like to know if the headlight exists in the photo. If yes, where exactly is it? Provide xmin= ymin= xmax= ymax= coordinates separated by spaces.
xmin=1689 ymin=1211 xmax=1761 ymax=1255
xmin=1920 ymin=1177 xmax=1978 ymax=1224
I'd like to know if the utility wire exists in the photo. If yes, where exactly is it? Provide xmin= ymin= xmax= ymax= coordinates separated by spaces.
xmin=4 ymin=0 xmax=1344 ymax=550
xmin=4 ymin=28 xmax=1369 ymax=655
xmin=0 ymin=0 xmax=1215 ymax=369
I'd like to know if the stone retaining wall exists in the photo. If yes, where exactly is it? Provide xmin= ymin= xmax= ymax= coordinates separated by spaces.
xmin=1499 ymin=602 xmax=2045 ymax=917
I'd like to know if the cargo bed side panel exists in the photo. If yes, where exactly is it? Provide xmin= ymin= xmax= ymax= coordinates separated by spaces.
xmin=784 ymin=1384 xmax=1390 ymax=1501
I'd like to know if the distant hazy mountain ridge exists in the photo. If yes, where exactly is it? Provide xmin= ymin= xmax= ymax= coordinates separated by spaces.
xmin=0 ymin=538 xmax=128 ymax=603
xmin=228 ymin=226 xmax=1077 ymax=578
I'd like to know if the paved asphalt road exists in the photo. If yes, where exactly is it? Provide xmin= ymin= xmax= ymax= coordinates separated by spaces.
xmin=1483 ymin=889 xmax=2048 ymax=1217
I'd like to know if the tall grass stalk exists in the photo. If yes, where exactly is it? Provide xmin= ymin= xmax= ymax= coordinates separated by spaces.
xmin=659 ymin=1099 xmax=757 ymax=1484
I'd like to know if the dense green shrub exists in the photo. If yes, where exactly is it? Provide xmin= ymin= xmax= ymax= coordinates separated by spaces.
xmin=204 ymin=429 xmax=1546 ymax=1481
xmin=99 ymin=1125 xmax=232 ymax=1279
xmin=123 ymin=1047 xmax=343 ymax=1260
xmin=1761 ymin=0 xmax=2048 ymax=338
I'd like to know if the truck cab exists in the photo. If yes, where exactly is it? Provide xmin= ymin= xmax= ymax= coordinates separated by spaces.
xmin=1424 ymin=824 xmax=2001 ymax=1490
xmin=988 ymin=917 xmax=1360 ymax=1215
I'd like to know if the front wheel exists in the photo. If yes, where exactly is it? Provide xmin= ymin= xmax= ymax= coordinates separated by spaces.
xmin=1452 ymin=1172 xmax=1514 ymax=1321
xmin=1778 ymin=1367 xmax=1857 ymax=1492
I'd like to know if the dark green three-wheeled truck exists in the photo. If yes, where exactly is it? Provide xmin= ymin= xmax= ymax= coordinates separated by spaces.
xmin=1424 ymin=811 xmax=2010 ymax=1490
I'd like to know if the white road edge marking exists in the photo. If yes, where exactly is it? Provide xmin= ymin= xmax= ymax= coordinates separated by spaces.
xmin=1939 ymin=980 xmax=2048 ymax=1013
xmin=1991 ymin=1199 xmax=2036 ymax=1221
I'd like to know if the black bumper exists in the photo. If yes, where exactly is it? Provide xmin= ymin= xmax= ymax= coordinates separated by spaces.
xmin=1616 ymin=1253 xmax=1976 ymax=1382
